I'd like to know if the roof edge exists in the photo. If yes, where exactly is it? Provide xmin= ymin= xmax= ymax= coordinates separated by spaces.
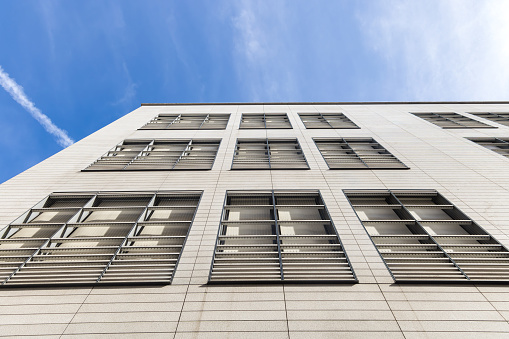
xmin=141 ymin=101 xmax=509 ymax=106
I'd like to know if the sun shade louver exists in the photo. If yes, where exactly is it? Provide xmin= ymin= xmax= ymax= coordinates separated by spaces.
xmin=232 ymin=139 xmax=309 ymax=170
xmin=314 ymin=138 xmax=408 ymax=169
xmin=468 ymin=137 xmax=509 ymax=158
xmin=139 ymin=113 xmax=230 ymax=130
xmin=209 ymin=190 xmax=357 ymax=283
xmin=412 ymin=112 xmax=495 ymax=129
xmin=345 ymin=189 xmax=509 ymax=283
xmin=298 ymin=113 xmax=359 ymax=129
xmin=0 ymin=191 xmax=201 ymax=286
xmin=469 ymin=112 xmax=509 ymax=127
xmin=240 ymin=113 xmax=292 ymax=129
xmin=84 ymin=139 xmax=221 ymax=171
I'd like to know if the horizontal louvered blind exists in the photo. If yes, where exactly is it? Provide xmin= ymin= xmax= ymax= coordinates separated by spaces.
xmin=411 ymin=112 xmax=495 ymax=128
xmin=298 ymin=113 xmax=359 ymax=129
xmin=314 ymin=138 xmax=408 ymax=169
xmin=468 ymin=137 xmax=509 ymax=158
xmin=0 ymin=191 xmax=201 ymax=286
xmin=240 ymin=113 xmax=292 ymax=129
xmin=469 ymin=112 xmax=509 ymax=127
xmin=139 ymin=113 xmax=230 ymax=130
xmin=84 ymin=139 xmax=221 ymax=171
xmin=345 ymin=189 xmax=509 ymax=282
xmin=209 ymin=190 xmax=357 ymax=283
xmin=232 ymin=139 xmax=309 ymax=170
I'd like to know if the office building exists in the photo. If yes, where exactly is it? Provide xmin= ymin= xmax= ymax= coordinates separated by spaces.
xmin=1 ymin=102 xmax=509 ymax=337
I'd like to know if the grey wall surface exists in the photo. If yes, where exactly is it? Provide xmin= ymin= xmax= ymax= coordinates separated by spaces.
xmin=1 ymin=103 xmax=509 ymax=338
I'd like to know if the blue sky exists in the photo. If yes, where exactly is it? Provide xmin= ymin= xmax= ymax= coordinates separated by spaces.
xmin=1 ymin=0 xmax=509 ymax=183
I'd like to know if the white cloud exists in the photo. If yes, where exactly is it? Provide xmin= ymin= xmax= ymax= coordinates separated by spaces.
xmin=112 ymin=62 xmax=137 ymax=107
xmin=232 ymin=5 xmax=265 ymax=64
xmin=0 ymin=65 xmax=74 ymax=147
xmin=231 ymin=1 xmax=299 ymax=101
xmin=357 ymin=0 xmax=509 ymax=100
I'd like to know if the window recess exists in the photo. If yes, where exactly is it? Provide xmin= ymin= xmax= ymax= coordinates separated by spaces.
xmin=232 ymin=139 xmax=309 ymax=170
xmin=139 ymin=113 xmax=230 ymax=130
xmin=469 ymin=112 xmax=509 ymax=127
xmin=84 ymin=139 xmax=221 ymax=171
xmin=209 ymin=190 xmax=357 ymax=283
xmin=240 ymin=113 xmax=292 ymax=129
xmin=314 ymin=138 xmax=408 ymax=169
xmin=345 ymin=189 xmax=509 ymax=283
xmin=468 ymin=137 xmax=509 ymax=158
xmin=0 ymin=191 xmax=201 ymax=286
xmin=411 ymin=112 xmax=496 ymax=129
xmin=298 ymin=113 xmax=359 ymax=129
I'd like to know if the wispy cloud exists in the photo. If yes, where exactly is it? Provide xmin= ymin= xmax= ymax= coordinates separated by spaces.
xmin=357 ymin=0 xmax=509 ymax=100
xmin=231 ymin=1 xmax=299 ymax=101
xmin=111 ymin=62 xmax=137 ymax=107
xmin=0 ymin=65 xmax=74 ymax=147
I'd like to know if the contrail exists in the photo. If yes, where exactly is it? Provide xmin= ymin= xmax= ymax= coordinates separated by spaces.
xmin=0 ymin=65 xmax=74 ymax=147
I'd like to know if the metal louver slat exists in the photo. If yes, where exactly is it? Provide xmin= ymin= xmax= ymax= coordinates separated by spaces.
xmin=84 ymin=139 xmax=221 ymax=171
xmin=468 ymin=137 xmax=509 ymax=158
xmin=345 ymin=189 xmax=509 ymax=283
xmin=469 ymin=112 xmax=509 ymax=127
xmin=0 ymin=191 xmax=201 ymax=287
xmin=209 ymin=190 xmax=357 ymax=283
xmin=412 ymin=112 xmax=496 ymax=129
xmin=139 ymin=113 xmax=230 ymax=130
xmin=240 ymin=113 xmax=292 ymax=129
xmin=314 ymin=138 xmax=408 ymax=170
xmin=232 ymin=139 xmax=309 ymax=170
xmin=298 ymin=113 xmax=359 ymax=129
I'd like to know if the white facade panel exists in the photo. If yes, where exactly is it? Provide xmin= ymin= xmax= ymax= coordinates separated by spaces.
xmin=0 ymin=102 xmax=509 ymax=337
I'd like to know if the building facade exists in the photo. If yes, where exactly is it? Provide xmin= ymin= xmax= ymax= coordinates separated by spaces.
xmin=1 ymin=102 xmax=509 ymax=337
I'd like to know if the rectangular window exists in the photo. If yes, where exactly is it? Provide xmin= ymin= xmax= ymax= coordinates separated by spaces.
xmin=240 ymin=113 xmax=292 ymax=129
xmin=0 ymin=191 xmax=201 ymax=286
xmin=232 ymin=139 xmax=309 ymax=170
xmin=345 ymin=189 xmax=509 ymax=282
xmin=209 ymin=190 xmax=357 ymax=283
xmin=298 ymin=113 xmax=359 ymax=129
xmin=469 ymin=112 xmax=509 ymax=127
xmin=140 ymin=113 xmax=230 ymax=130
xmin=468 ymin=137 xmax=509 ymax=158
xmin=84 ymin=139 xmax=221 ymax=171
xmin=314 ymin=138 xmax=408 ymax=169
xmin=411 ymin=112 xmax=495 ymax=128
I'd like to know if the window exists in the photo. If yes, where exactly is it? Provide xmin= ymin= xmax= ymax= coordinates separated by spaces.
xmin=345 ymin=189 xmax=509 ymax=282
xmin=314 ymin=138 xmax=408 ymax=169
xmin=469 ymin=112 xmax=509 ymax=127
xmin=411 ymin=112 xmax=495 ymax=129
xmin=468 ymin=137 xmax=509 ymax=158
xmin=232 ymin=139 xmax=309 ymax=170
xmin=0 ymin=191 xmax=201 ymax=286
xmin=298 ymin=113 xmax=359 ymax=129
xmin=209 ymin=190 xmax=357 ymax=283
xmin=84 ymin=139 xmax=221 ymax=171
xmin=240 ymin=113 xmax=292 ymax=129
xmin=140 ymin=113 xmax=230 ymax=130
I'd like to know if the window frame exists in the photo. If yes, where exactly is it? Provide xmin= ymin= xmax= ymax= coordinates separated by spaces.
xmin=411 ymin=112 xmax=496 ymax=129
xmin=208 ymin=189 xmax=357 ymax=284
xmin=468 ymin=137 xmax=509 ymax=158
xmin=313 ymin=137 xmax=409 ymax=170
xmin=239 ymin=113 xmax=293 ymax=129
xmin=83 ymin=139 xmax=222 ymax=171
xmin=344 ymin=189 xmax=509 ymax=283
xmin=231 ymin=138 xmax=310 ymax=170
xmin=0 ymin=190 xmax=202 ymax=287
xmin=139 ymin=113 xmax=230 ymax=130
xmin=298 ymin=112 xmax=360 ymax=129
xmin=468 ymin=112 xmax=509 ymax=127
